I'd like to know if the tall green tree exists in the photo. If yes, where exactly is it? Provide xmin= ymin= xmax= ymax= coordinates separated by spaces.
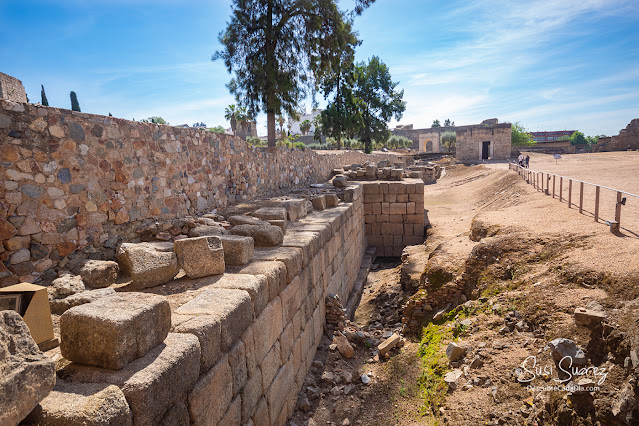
xmin=569 ymin=131 xmax=587 ymax=146
xmin=350 ymin=56 xmax=406 ymax=153
xmin=70 ymin=91 xmax=80 ymax=112
xmin=432 ymin=119 xmax=441 ymax=128
xmin=441 ymin=131 xmax=456 ymax=152
xmin=213 ymin=0 xmax=372 ymax=148
xmin=40 ymin=85 xmax=49 ymax=106
xmin=511 ymin=122 xmax=535 ymax=146
xmin=444 ymin=118 xmax=454 ymax=127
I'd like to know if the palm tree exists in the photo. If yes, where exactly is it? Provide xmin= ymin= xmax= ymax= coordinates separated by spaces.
xmin=276 ymin=115 xmax=286 ymax=137
xmin=235 ymin=106 xmax=249 ymax=135
xmin=300 ymin=119 xmax=312 ymax=135
xmin=225 ymin=105 xmax=238 ymax=135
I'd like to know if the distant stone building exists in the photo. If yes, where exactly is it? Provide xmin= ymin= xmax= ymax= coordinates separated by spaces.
xmin=0 ymin=72 xmax=27 ymax=103
xmin=289 ymin=109 xmax=322 ymax=135
xmin=593 ymin=118 xmax=639 ymax=152
xmin=392 ymin=118 xmax=512 ymax=161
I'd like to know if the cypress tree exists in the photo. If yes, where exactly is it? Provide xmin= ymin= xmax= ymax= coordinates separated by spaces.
xmin=70 ymin=91 xmax=81 ymax=112
xmin=41 ymin=85 xmax=49 ymax=106
xmin=109 ymin=112 xmax=113 ymax=117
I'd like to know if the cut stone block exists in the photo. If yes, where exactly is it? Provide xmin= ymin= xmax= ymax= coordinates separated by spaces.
xmin=79 ymin=260 xmax=119 ymax=288
xmin=23 ymin=380 xmax=133 ymax=426
xmin=280 ymin=199 xmax=307 ymax=222
xmin=253 ymin=246 xmax=303 ymax=283
xmin=230 ymin=260 xmax=287 ymax=302
xmin=253 ymin=207 xmax=287 ymax=222
xmin=172 ymin=314 xmax=221 ymax=371
xmin=50 ymin=288 xmax=116 ymax=315
xmin=228 ymin=215 xmax=269 ymax=226
xmin=325 ymin=193 xmax=339 ymax=208
xmin=267 ymin=219 xmax=287 ymax=233
xmin=188 ymin=224 xmax=228 ymax=237
xmin=0 ymin=311 xmax=56 ymax=426
xmin=48 ymin=273 xmax=85 ymax=299
xmin=219 ymin=234 xmax=254 ymax=266
xmin=176 ymin=288 xmax=252 ymax=351
xmin=210 ymin=274 xmax=268 ymax=316
xmin=188 ymin=355 xmax=232 ymax=426
xmin=60 ymin=292 xmax=171 ymax=369
xmin=173 ymin=236 xmax=225 ymax=279
xmin=574 ymin=307 xmax=606 ymax=327
xmin=159 ymin=400 xmax=190 ymax=426
xmin=116 ymin=243 xmax=179 ymax=289
xmin=282 ymin=232 xmax=320 ymax=268
xmin=231 ymin=224 xmax=284 ymax=247
xmin=59 ymin=333 xmax=200 ymax=426
xmin=311 ymin=195 xmax=326 ymax=211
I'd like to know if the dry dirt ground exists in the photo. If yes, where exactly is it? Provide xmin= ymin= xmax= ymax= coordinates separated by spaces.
xmin=290 ymin=152 xmax=639 ymax=426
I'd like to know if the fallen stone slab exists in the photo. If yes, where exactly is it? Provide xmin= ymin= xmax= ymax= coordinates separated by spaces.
xmin=48 ymin=273 xmax=85 ymax=299
xmin=174 ymin=236 xmax=225 ymax=278
xmin=116 ymin=243 xmax=179 ymax=289
xmin=23 ymin=380 xmax=133 ymax=426
xmin=253 ymin=207 xmax=287 ymax=222
xmin=230 ymin=224 xmax=284 ymax=247
xmin=176 ymin=288 xmax=252 ymax=352
xmin=60 ymin=292 xmax=171 ymax=369
xmin=0 ymin=311 xmax=56 ymax=426
xmin=378 ymin=333 xmax=401 ymax=357
xmin=50 ymin=288 xmax=116 ymax=315
xmin=332 ymin=333 xmax=354 ymax=358
xmin=79 ymin=260 xmax=119 ymax=288
xmin=59 ymin=333 xmax=200 ymax=426
xmin=228 ymin=215 xmax=269 ymax=226
xmin=574 ymin=307 xmax=606 ymax=327
xmin=188 ymin=224 xmax=228 ymax=237
xmin=444 ymin=369 xmax=463 ymax=390
xmin=446 ymin=342 xmax=466 ymax=362
xmin=549 ymin=338 xmax=587 ymax=366
xmin=219 ymin=234 xmax=254 ymax=266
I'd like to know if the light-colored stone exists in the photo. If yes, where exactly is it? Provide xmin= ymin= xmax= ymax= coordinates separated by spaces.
xmin=311 ymin=195 xmax=326 ymax=211
xmin=23 ymin=380 xmax=133 ymax=426
xmin=49 ymin=274 xmax=85 ymax=299
xmin=253 ymin=207 xmax=287 ymax=222
xmin=574 ymin=307 xmax=606 ymax=327
xmin=219 ymin=234 xmax=254 ymax=266
xmin=188 ymin=224 xmax=228 ymax=237
xmin=333 ymin=333 xmax=354 ymax=358
xmin=60 ymin=293 xmax=171 ymax=369
xmin=79 ymin=260 xmax=119 ymax=288
xmin=60 ymin=333 xmax=200 ymax=426
xmin=49 ymin=288 xmax=116 ymax=315
xmin=446 ymin=341 xmax=466 ymax=362
xmin=444 ymin=369 xmax=463 ymax=390
xmin=0 ymin=311 xmax=56 ymax=426
xmin=116 ymin=242 xmax=179 ymax=289
xmin=174 ymin=236 xmax=225 ymax=278
xmin=378 ymin=333 xmax=401 ymax=356
xmin=228 ymin=215 xmax=269 ymax=226
xmin=325 ymin=193 xmax=339 ymax=208
xmin=332 ymin=174 xmax=348 ymax=188
xmin=211 ymin=273 xmax=268 ymax=316
xmin=176 ymin=288 xmax=252 ymax=351
xmin=188 ymin=355 xmax=232 ymax=426
xmin=172 ymin=314 xmax=221 ymax=371
xmin=231 ymin=224 xmax=284 ymax=247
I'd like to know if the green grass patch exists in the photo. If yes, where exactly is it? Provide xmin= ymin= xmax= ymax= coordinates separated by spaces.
xmin=417 ymin=322 xmax=452 ymax=415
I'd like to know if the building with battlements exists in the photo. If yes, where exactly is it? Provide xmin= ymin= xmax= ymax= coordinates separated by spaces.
xmin=0 ymin=72 xmax=27 ymax=103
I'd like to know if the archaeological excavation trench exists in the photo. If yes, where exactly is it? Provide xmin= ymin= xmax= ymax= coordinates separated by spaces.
xmin=0 ymin=99 xmax=439 ymax=426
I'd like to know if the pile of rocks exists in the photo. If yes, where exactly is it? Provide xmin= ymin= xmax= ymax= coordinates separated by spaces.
xmin=335 ymin=161 xmax=407 ymax=182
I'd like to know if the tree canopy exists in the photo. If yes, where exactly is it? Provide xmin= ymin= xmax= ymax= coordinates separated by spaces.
xmin=141 ymin=116 xmax=168 ymax=125
xmin=432 ymin=119 xmax=441 ymax=128
xmin=569 ymin=131 xmax=587 ymax=145
xmin=213 ymin=0 xmax=371 ymax=147
xmin=511 ymin=122 xmax=535 ymax=146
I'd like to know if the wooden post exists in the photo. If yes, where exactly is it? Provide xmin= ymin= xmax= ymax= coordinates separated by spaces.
xmin=579 ymin=182 xmax=584 ymax=214
xmin=552 ymin=175 xmax=556 ymax=198
xmin=560 ymin=177 xmax=563 ymax=202
xmin=568 ymin=180 xmax=572 ymax=208
xmin=594 ymin=186 xmax=600 ymax=222
xmin=616 ymin=191 xmax=623 ymax=226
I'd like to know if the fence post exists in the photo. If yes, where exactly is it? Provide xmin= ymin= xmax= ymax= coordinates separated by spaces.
xmin=560 ymin=177 xmax=563 ymax=202
xmin=552 ymin=175 xmax=556 ymax=197
xmin=595 ymin=186 xmax=600 ymax=222
xmin=616 ymin=191 xmax=623 ymax=226
xmin=568 ymin=180 xmax=572 ymax=208
xmin=579 ymin=182 xmax=584 ymax=214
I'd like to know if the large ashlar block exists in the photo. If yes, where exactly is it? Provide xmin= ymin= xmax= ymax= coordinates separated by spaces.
xmin=292 ymin=220 xmax=332 ymax=248
xmin=219 ymin=234 xmax=254 ymax=266
xmin=116 ymin=243 xmax=179 ymax=289
xmin=280 ymin=199 xmax=307 ymax=222
xmin=311 ymin=195 xmax=326 ymax=211
xmin=253 ymin=207 xmax=287 ymax=222
xmin=23 ymin=380 xmax=133 ymax=426
xmin=173 ymin=236 xmax=225 ymax=279
xmin=210 ymin=273 xmax=268 ymax=316
xmin=231 ymin=260 xmax=287 ymax=302
xmin=176 ymin=287 xmax=252 ymax=351
xmin=231 ymin=224 xmax=284 ymax=247
xmin=253 ymin=246 xmax=303 ymax=284
xmin=188 ymin=355 xmax=232 ymax=426
xmin=253 ymin=297 xmax=283 ymax=363
xmin=60 ymin=333 xmax=201 ymax=426
xmin=60 ymin=293 xmax=171 ymax=370
xmin=0 ymin=311 xmax=56 ymax=426
xmin=282 ymin=231 xmax=320 ymax=268
xmin=267 ymin=361 xmax=294 ymax=425
xmin=172 ymin=314 xmax=221 ymax=371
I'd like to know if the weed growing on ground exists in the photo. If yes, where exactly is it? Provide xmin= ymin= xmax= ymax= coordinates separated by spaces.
xmin=417 ymin=322 xmax=452 ymax=415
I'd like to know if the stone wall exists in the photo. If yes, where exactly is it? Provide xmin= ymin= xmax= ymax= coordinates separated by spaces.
xmin=456 ymin=123 xmax=512 ymax=162
xmin=593 ymin=118 xmax=639 ymax=152
xmin=363 ymin=179 xmax=425 ymax=257
xmin=0 ymin=100 xmax=399 ymax=286
xmin=0 ymin=73 xmax=27 ymax=103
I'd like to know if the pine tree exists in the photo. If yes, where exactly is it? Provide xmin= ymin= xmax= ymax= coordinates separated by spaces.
xmin=109 ymin=112 xmax=113 ymax=117
xmin=41 ymin=85 xmax=49 ymax=106
xmin=70 ymin=91 xmax=81 ymax=112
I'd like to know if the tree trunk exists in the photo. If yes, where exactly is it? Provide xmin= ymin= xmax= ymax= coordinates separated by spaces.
xmin=267 ymin=111 xmax=276 ymax=148
xmin=337 ymin=134 xmax=341 ymax=150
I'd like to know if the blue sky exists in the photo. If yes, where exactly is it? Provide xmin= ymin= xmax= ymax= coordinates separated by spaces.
xmin=1 ymin=0 xmax=638 ymax=136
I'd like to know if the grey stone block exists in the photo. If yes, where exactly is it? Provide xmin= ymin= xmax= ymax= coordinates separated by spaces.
xmin=219 ymin=234 xmax=254 ymax=266
xmin=173 ymin=236 xmax=225 ymax=279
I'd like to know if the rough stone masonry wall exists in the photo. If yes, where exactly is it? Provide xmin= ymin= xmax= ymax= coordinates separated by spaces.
xmin=363 ymin=179 xmax=425 ymax=257
xmin=456 ymin=124 xmax=512 ymax=162
xmin=0 ymin=73 xmax=27 ymax=103
xmin=0 ymin=100 xmax=398 ymax=286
